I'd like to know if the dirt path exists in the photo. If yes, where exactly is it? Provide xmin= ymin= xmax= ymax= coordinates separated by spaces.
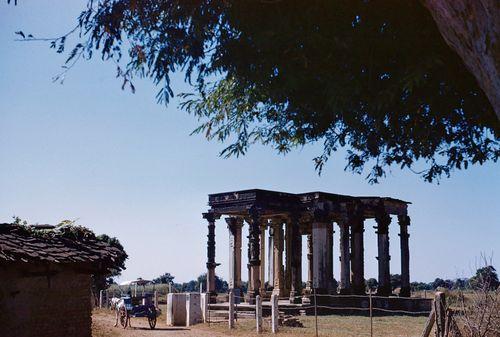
xmin=92 ymin=310 xmax=220 ymax=337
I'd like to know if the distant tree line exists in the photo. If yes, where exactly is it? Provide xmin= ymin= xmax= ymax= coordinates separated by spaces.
xmin=409 ymin=265 xmax=499 ymax=291
xmin=152 ymin=272 xmax=234 ymax=293
xmin=365 ymin=265 xmax=499 ymax=292
xmin=151 ymin=265 xmax=498 ymax=294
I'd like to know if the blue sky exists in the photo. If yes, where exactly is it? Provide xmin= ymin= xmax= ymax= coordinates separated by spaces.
xmin=1 ymin=1 xmax=498 ymax=284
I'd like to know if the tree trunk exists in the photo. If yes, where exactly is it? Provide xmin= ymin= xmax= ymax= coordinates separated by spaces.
xmin=421 ymin=0 xmax=500 ymax=119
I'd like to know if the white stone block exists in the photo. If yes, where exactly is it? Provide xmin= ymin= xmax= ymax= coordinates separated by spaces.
xmin=166 ymin=293 xmax=186 ymax=326
xmin=201 ymin=293 xmax=209 ymax=323
xmin=186 ymin=293 xmax=202 ymax=326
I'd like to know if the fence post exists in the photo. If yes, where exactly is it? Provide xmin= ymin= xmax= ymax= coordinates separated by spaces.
xmin=434 ymin=292 xmax=446 ymax=337
xmin=256 ymin=295 xmax=262 ymax=333
xmin=369 ymin=291 xmax=373 ymax=337
xmin=420 ymin=292 xmax=440 ymax=337
xmin=271 ymin=294 xmax=279 ymax=333
xmin=420 ymin=307 xmax=435 ymax=337
xmin=229 ymin=290 xmax=235 ymax=329
xmin=99 ymin=290 xmax=104 ymax=309
xmin=154 ymin=290 xmax=158 ymax=308
xmin=313 ymin=288 xmax=318 ymax=337
xmin=201 ymin=293 xmax=209 ymax=324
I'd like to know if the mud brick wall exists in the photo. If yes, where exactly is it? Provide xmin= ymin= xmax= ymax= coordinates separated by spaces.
xmin=0 ymin=266 xmax=92 ymax=337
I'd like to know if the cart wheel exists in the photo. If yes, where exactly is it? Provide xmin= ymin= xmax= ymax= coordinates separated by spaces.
xmin=119 ymin=307 xmax=128 ymax=328
xmin=148 ymin=308 xmax=157 ymax=329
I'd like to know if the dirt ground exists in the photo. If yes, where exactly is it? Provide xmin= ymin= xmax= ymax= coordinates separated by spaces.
xmin=93 ymin=309 xmax=431 ymax=337
xmin=92 ymin=309 xmax=216 ymax=337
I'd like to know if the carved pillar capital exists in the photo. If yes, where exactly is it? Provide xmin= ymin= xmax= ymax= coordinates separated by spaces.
xmin=249 ymin=205 xmax=261 ymax=220
xmin=226 ymin=217 xmax=243 ymax=232
xmin=345 ymin=202 xmax=365 ymax=233
xmin=375 ymin=211 xmax=391 ymax=234
xmin=203 ymin=211 xmax=220 ymax=223
xmin=269 ymin=217 xmax=285 ymax=227
xmin=312 ymin=208 xmax=331 ymax=223
xmin=397 ymin=214 xmax=410 ymax=224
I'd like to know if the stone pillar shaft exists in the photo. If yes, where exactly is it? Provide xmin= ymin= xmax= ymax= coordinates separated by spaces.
xmin=203 ymin=212 xmax=218 ymax=301
xmin=227 ymin=217 xmax=243 ymax=301
xmin=306 ymin=234 xmax=313 ymax=291
xmin=259 ymin=223 xmax=266 ymax=295
xmin=312 ymin=211 xmax=333 ymax=293
xmin=338 ymin=220 xmax=351 ymax=294
xmin=289 ymin=215 xmax=302 ymax=303
xmin=350 ymin=215 xmax=365 ymax=295
xmin=376 ymin=210 xmax=391 ymax=296
xmin=247 ymin=208 xmax=261 ymax=304
xmin=272 ymin=220 xmax=284 ymax=296
xmin=398 ymin=215 xmax=411 ymax=297
xmin=268 ymin=228 xmax=275 ymax=288
xmin=328 ymin=223 xmax=335 ymax=293
xmin=284 ymin=222 xmax=292 ymax=296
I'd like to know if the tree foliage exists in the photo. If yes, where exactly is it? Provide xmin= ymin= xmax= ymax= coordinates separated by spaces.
xmin=196 ymin=273 xmax=228 ymax=293
xmin=11 ymin=0 xmax=500 ymax=182
xmin=90 ymin=230 xmax=128 ymax=294
xmin=390 ymin=274 xmax=402 ymax=290
xmin=366 ymin=278 xmax=378 ymax=291
xmin=152 ymin=272 xmax=175 ymax=284
xmin=469 ymin=266 xmax=499 ymax=290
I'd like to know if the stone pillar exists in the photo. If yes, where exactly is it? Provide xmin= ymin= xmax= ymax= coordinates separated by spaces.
xmin=203 ymin=211 xmax=219 ymax=302
xmin=227 ymin=217 xmax=243 ymax=302
xmin=398 ymin=215 xmax=411 ymax=297
xmin=306 ymin=234 xmax=313 ymax=292
xmin=247 ymin=207 xmax=261 ymax=304
xmin=268 ymin=227 xmax=275 ymax=288
xmin=284 ymin=221 xmax=292 ymax=296
xmin=375 ymin=209 xmax=391 ymax=296
xmin=259 ymin=221 xmax=267 ymax=295
xmin=247 ymin=223 xmax=252 ymax=301
xmin=350 ymin=212 xmax=365 ymax=295
xmin=338 ymin=219 xmax=351 ymax=294
xmin=289 ymin=214 xmax=302 ymax=303
xmin=312 ymin=210 xmax=333 ymax=294
xmin=271 ymin=219 xmax=285 ymax=297
xmin=327 ymin=223 xmax=335 ymax=293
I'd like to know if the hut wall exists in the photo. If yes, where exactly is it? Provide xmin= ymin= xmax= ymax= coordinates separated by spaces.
xmin=0 ymin=266 xmax=92 ymax=337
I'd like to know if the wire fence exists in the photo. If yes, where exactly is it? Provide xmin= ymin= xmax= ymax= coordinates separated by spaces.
xmin=204 ymin=289 xmax=441 ymax=337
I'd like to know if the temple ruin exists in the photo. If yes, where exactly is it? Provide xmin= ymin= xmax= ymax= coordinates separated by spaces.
xmin=202 ymin=189 xmax=411 ymax=305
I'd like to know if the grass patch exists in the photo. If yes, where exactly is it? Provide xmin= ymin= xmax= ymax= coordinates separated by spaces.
xmin=200 ymin=315 xmax=431 ymax=337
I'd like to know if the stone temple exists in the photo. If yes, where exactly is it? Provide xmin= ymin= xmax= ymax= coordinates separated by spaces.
xmin=202 ymin=189 xmax=412 ymax=305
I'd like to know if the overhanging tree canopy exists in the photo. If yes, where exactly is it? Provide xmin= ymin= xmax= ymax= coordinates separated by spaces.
xmin=11 ymin=0 xmax=500 ymax=182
